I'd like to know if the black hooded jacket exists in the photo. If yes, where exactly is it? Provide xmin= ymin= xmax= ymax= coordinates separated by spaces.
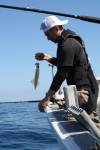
xmin=49 ymin=29 xmax=98 ymax=114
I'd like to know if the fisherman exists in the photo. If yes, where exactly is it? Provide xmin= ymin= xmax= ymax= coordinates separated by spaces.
xmin=35 ymin=15 xmax=98 ymax=116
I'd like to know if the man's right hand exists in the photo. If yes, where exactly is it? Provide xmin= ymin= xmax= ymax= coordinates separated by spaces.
xmin=35 ymin=53 xmax=45 ymax=60
xmin=35 ymin=52 xmax=52 ymax=61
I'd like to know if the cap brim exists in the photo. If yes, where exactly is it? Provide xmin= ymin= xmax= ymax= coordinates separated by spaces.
xmin=61 ymin=20 xmax=69 ymax=25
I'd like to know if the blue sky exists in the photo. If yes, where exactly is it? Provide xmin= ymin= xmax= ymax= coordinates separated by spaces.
xmin=0 ymin=0 xmax=100 ymax=102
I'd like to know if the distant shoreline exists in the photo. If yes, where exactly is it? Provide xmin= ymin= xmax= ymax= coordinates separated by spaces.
xmin=0 ymin=100 xmax=41 ymax=104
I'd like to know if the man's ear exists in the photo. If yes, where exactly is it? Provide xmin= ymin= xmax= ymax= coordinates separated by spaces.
xmin=55 ymin=26 xmax=59 ymax=31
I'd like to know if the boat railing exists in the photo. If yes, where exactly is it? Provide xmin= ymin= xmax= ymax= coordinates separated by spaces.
xmin=63 ymin=85 xmax=100 ymax=144
xmin=96 ymin=77 xmax=100 ymax=120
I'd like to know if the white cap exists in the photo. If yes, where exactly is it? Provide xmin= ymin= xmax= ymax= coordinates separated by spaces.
xmin=40 ymin=15 xmax=68 ymax=32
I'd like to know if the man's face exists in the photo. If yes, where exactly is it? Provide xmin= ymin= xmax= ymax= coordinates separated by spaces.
xmin=44 ymin=26 xmax=59 ymax=43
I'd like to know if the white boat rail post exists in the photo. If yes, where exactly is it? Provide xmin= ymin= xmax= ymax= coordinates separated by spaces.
xmin=63 ymin=85 xmax=79 ymax=110
xmin=96 ymin=77 xmax=100 ymax=120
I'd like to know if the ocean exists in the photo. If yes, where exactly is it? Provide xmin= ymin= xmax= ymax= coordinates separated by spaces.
xmin=0 ymin=102 xmax=61 ymax=150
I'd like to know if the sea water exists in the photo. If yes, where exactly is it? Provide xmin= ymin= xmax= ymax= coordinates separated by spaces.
xmin=0 ymin=102 xmax=61 ymax=150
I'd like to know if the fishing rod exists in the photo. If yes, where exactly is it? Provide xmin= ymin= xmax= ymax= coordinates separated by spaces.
xmin=0 ymin=4 xmax=100 ymax=24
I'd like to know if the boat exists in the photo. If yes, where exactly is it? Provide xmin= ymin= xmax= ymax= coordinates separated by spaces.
xmin=46 ymin=80 xmax=100 ymax=150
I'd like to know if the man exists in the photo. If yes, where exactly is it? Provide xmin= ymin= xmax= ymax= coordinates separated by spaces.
xmin=35 ymin=15 xmax=98 ymax=115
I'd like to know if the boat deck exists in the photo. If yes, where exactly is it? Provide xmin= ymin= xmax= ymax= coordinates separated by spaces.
xmin=47 ymin=102 xmax=99 ymax=150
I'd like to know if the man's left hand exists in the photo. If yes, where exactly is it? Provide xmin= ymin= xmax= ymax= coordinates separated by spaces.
xmin=38 ymin=98 xmax=49 ymax=112
xmin=38 ymin=89 xmax=55 ymax=112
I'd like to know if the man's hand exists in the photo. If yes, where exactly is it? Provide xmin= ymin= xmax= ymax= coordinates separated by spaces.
xmin=35 ymin=52 xmax=52 ymax=61
xmin=38 ymin=89 xmax=55 ymax=112
xmin=38 ymin=98 xmax=49 ymax=112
